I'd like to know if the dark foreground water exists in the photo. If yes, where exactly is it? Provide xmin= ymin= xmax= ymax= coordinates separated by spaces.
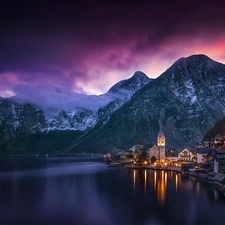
xmin=0 ymin=158 xmax=225 ymax=225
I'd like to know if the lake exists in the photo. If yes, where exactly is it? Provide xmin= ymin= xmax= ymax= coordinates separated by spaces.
xmin=0 ymin=157 xmax=225 ymax=225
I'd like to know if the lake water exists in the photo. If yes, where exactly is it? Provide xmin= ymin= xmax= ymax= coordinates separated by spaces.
xmin=0 ymin=157 xmax=225 ymax=225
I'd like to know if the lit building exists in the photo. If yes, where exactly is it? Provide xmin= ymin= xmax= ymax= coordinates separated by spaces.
xmin=157 ymin=115 xmax=165 ymax=161
xmin=178 ymin=148 xmax=195 ymax=161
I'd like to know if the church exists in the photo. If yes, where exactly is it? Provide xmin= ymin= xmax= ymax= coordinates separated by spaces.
xmin=148 ymin=116 xmax=166 ymax=162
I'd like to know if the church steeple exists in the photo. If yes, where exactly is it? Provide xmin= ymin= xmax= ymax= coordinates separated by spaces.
xmin=157 ymin=112 xmax=165 ymax=147
xmin=157 ymin=111 xmax=165 ymax=160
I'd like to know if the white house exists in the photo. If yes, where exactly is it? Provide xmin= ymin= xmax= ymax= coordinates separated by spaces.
xmin=178 ymin=148 xmax=195 ymax=161
xmin=195 ymin=147 xmax=211 ymax=164
xmin=212 ymin=149 xmax=225 ymax=173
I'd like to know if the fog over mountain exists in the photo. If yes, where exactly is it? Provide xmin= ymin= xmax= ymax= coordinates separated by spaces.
xmin=10 ymin=85 xmax=117 ymax=114
xmin=0 ymin=71 xmax=151 ymax=153
xmin=5 ymin=71 xmax=151 ymax=114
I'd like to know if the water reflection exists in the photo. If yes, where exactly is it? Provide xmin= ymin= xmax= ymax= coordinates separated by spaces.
xmin=156 ymin=170 xmax=166 ymax=206
xmin=144 ymin=169 xmax=147 ymax=193
xmin=133 ymin=169 xmax=136 ymax=190
xmin=131 ymin=169 xmax=178 ymax=206
xmin=175 ymin=174 xmax=178 ymax=192
xmin=165 ymin=171 xmax=167 ymax=187
xmin=1 ymin=159 xmax=225 ymax=225
xmin=154 ymin=170 xmax=157 ymax=190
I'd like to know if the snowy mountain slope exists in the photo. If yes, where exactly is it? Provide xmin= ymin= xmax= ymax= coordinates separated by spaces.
xmin=97 ymin=71 xmax=152 ymax=124
xmin=42 ymin=71 xmax=151 ymax=131
xmin=0 ymin=71 xmax=151 ymax=153
xmin=44 ymin=109 xmax=98 ymax=132
xmin=2 ymin=54 xmax=225 ymax=153
xmin=72 ymin=54 xmax=225 ymax=152
xmin=0 ymin=99 xmax=46 ymax=152
xmin=108 ymin=71 xmax=151 ymax=95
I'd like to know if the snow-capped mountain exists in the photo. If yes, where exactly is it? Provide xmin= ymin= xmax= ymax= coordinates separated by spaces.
xmin=2 ymin=54 xmax=225 ymax=154
xmin=0 ymin=71 xmax=151 ymax=153
xmin=159 ymin=54 xmax=225 ymax=108
xmin=98 ymin=71 xmax=152 ymax=124
xmin=108 ymin=71 xmax=151 ymax=95
xmin=42 ymin=71 xmax=151 ymax=131
xmin=0 ymin=99 xmax=46 ymax=151
xmin=71 ymin=54 xmax=225 ymax=152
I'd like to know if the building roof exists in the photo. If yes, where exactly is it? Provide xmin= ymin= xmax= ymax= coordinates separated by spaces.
xmin=166 ymin=151 xmax=178 ymax=157
xmin=129 ymin=144 xmax=143 ymax=152
xmin=208 ymin=172 xmax=216 ymax=176
xmin=178 ymin=147 xmax=193 ymax=154
xmin=214 ymin=173 xmax=225 ymax=182
xmin=212 ymin=149 xmax=225 ymax=159
xmin=214 ymin=154 xmax=225 ymax=160
xmin=144 ymin=144 xmax=156 ymax=149
xmin=214 ymin=149 xmax=225 ymax=154
xmin=195 ymin=147 xmax=213 ymax=154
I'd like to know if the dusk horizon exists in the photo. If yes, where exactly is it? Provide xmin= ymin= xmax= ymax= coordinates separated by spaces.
xmin=1 ymin=0 xmax=225 ymax=101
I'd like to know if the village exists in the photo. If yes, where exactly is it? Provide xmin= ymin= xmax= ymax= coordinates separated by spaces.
xmin=105 ymin=119 xmax=225 ymax=196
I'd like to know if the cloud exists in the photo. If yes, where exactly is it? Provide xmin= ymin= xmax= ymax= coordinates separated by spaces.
xmin=11 ymin=84 xmax=118 ymax=114
xmin=1 ymin=0 xmax=225 ymax=100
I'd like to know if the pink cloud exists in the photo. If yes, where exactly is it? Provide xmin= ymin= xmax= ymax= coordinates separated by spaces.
xmin=1 ymin=0 xmax=225 ymax=100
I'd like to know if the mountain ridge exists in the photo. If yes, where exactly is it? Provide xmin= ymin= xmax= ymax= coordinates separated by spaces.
xmin=0 ymin=71 xmax=151 ymax=153
xmin=69 ymin=54 xmax=225 ymax=152
xmin=1 ymin=54 xmax=225 ymax=154
xmin=108 ymin=71 xmax=151 ymax=94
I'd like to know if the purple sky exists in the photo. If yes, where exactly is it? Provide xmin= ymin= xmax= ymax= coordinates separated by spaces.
xmin=1 ymin=0 xmax=225 ymax=107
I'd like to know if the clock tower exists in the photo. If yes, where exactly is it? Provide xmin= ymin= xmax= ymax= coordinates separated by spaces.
xmin=157 ymin=114 xmax=165 ymax=161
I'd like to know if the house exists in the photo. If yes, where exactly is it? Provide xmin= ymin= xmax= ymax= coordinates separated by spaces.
xmin=125 ymin=145 xmax=143 ymax=159
xmin=212 ymin=149 xmax=225 ymax=173
xmin=195 ymin=147 xmax=212 ymax=164
xmin=165 ymin=148 xmax=179 ymax=163
xmin=129 ymin=144 xmax=143 ymax=152
xmin=178 ymin=148 xmax=195 ymax=161
xmin=214 ymin=173 xmax=225 ymax=192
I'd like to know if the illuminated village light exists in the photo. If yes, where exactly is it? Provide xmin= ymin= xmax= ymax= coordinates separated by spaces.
xmin=157 ymin=112 xmax=166 ymax=162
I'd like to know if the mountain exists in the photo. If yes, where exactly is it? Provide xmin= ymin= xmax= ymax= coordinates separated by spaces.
xmin=0 ymin=71 xmax=151 ymax=154
xmin=69 ymin=54 xmax=225 ymax=152
xmin=38 ymin=71 xmax=151 ymax=132
xmin=108 ymin=71 xmax=151 ymax=95
xmin=98 ymin=71 xmax=152 ymax=124
xmin=203 ymin=116 xmax=225 ymax=141
xmin=0 ymin=98 xmax=46 ymax=151
xmin=1 ymin=54 xmax=225 ymax=154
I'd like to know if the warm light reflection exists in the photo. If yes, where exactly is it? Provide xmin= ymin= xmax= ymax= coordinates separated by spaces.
xmin=133 ymin=170 xmax=136 ymax=190
xmin=157 ymin=171 xmax=166 ymax=206
xmin=175 ymin=174 xmax=178 ymax=192
xmin=144 ymin=170 xmax=147 ymax=193
xmin=154 ymin=171 xmax=157 ymax=190
xmin=165 ymin=172 xmax=167 ymax=188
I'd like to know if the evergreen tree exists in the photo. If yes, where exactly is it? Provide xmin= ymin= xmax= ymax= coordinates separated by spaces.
xmin=151 ymin=155 xmax=157 ymax=164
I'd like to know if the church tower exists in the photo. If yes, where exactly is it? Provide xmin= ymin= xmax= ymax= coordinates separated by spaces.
xmin=157 ymin=113 xmax=165 ymax=161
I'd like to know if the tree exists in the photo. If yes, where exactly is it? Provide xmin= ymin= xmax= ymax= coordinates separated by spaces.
xmin=151 ymin=155 xmax=157 ymax=164
xmin=139 ymin=148 xmax=148 ymax=163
